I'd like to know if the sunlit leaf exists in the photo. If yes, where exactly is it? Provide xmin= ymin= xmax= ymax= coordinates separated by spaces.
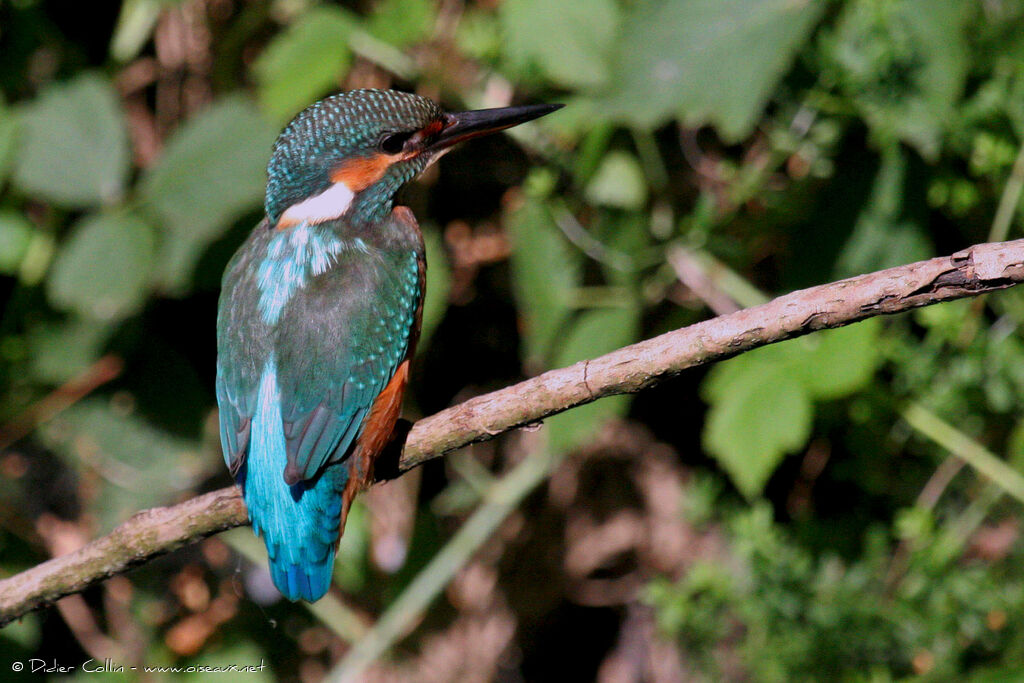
xmin=704 ymin=363 xmax=813 ymax=499
xmin=110 ymin=0 xmax=162 ymax=62
xmin=47 ymin=212 xmax=156 ymax=321
xmin=501 ymin=0 xmax=619 ymax=89
xmin=140 ymin=97 xmax=277 ymax=293
xmin=253 ymin=6 xmax=354 ymax=123
xmin=793 ymin=320 xmax=883 ymax=402
xmin=585 ymin=151 xmax=648 ymax=210
xmin=12 ymin=73 xmax=130 ymax=206
xmin=456 ymin=7 xmax=502 ymax=61
xmin=602 ymin=0 xmax=824 ymax=140
xmin=702 ymin=320 xmax=881 ymax=496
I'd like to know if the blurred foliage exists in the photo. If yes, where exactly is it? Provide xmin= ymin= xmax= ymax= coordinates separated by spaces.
xmin=1 ymin=0 xmax=1024 ymax=679
xmin=648 ymin=502 xmax=1024 ymax=681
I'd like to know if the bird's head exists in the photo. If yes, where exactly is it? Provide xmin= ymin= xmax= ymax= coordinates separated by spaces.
xmin=265 ymin=89 xmax=561 ymax=228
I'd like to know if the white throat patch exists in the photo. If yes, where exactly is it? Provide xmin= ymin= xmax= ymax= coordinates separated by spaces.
xmin=278 ymin=181 xmax=355 ymax=227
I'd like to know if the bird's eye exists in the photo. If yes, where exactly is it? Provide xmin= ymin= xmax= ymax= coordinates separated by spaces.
xmin=380 ymin=131 xmax=413 ymax=154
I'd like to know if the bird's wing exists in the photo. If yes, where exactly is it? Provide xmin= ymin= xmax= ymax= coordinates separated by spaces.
xmin=216 ymin=224 xmax=274 ymax=476
xmin=274 ymin=246 xmax=422 ymax=483
xmin=216 ymin=367 xmax=254 ymax=476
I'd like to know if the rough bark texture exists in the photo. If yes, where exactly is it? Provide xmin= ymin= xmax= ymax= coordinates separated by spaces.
xmin=2 ymin=239 xmax=1023 ymax=625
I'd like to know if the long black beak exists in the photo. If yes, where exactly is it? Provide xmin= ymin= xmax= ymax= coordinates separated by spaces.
xmin=428 ymin=102 xmax=563 ymax=152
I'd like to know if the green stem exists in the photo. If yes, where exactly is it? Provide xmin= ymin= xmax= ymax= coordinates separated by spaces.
xmin=109 ymin=0 xmax=162 ymax=62
xmin=900 ymin=402 xmax=1024 ymax=506
xmin=327 ymin=447 xmax=557 ymax=682
xmin=346 ymin=30 xmax=419 ymax=81
xmin=631 ymin=129 xmax=669 ymax=191
xmin=948 ymin=482 xmax=1004 ymax=548
xmin=987 ymin=140 xmax=1024 ymax=243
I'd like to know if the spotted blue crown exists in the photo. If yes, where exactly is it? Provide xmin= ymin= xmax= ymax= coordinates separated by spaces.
xmin=265 ymin=89 xmax=443 ymax=226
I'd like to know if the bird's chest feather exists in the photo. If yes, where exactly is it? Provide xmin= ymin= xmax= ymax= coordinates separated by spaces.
xmin=255 ymin=222 xmax=367 ymax=326
xmin=252 ymin=221 xmax=421 ymax=328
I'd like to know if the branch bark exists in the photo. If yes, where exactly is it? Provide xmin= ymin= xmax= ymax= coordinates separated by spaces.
xmin=3 ymin=238 xmax=1024 ymax=625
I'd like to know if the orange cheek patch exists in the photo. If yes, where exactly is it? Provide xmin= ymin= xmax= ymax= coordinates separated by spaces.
xmin=331 ymin=153 xmax=401 ymax=192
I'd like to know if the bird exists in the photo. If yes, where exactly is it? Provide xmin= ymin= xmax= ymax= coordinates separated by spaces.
xmin=216 ymin=89 xmax=561 ymax=602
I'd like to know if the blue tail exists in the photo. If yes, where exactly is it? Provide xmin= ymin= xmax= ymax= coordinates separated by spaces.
xmin=242 ymin=360 xmax=347 ymax=601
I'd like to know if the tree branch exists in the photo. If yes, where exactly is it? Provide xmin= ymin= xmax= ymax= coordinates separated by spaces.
xmin=3 ymin=239 xmax=1024 ymax=625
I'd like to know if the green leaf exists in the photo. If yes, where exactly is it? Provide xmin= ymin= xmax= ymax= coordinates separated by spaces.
xmin=12 ymin=73 xmax=130 ymax=206
xmin=702 ymin=320 xmax=882 ymax=497
xmin=420 ymin=227 xmax=450 ymax=348
xmin=546 ymin=304 xmax=640 ymax=453
xmin=704 ymin=363 xmax=813 ymax=499
xmin=794 ymin=318 xmax=883 ymax=401
xmin=0 ymin=211 xmax=33 ymax=274
xmin=253 ymin=6 xmax=354 ymax=123
xmin=507 ymin=180 xmax=581 ymax=366
xmin=47 ymin=212 xmax=156 ymax=321
xmin=501 ymin=0 xmax=620 ymax=89
xmin=703 ymin=341 xmax=790 ymax=405
xmin=602 ymin=0 xmax=824 ymax=140
xmin=140 ymin=97 xmax=277 ymax=292
xmin=368 ymin=0 xmax=436 ymax=48
xmin=585 ymin=151 xmax=648 ymax=209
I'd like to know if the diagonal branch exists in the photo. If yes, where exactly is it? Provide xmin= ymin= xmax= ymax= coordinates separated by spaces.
xmin=3 ymin=238 xmax=1024 ymax=626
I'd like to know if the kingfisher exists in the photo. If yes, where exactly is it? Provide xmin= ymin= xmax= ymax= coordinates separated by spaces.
xmin=216 ymin=89 xmax=561 ymax=602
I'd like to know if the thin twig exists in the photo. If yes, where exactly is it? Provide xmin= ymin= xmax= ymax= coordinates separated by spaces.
xmin=0 ymin=355 xmax=124 ymax=452
xmin=3 ymin=239 xmax=1024 ymax=624
xmin=552 ymin=203 xmax=633 ymax=271
xmin=668 ymin=246 xmax=744 ymax=315
xmin=884 ymin=455 xmax=966 ymax=588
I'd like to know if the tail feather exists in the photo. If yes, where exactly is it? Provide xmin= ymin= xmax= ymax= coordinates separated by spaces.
xmin=243 ymin=360 xmax=349 ymax=602
xmin=271 ymin=555 xmax=334 ymax=603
